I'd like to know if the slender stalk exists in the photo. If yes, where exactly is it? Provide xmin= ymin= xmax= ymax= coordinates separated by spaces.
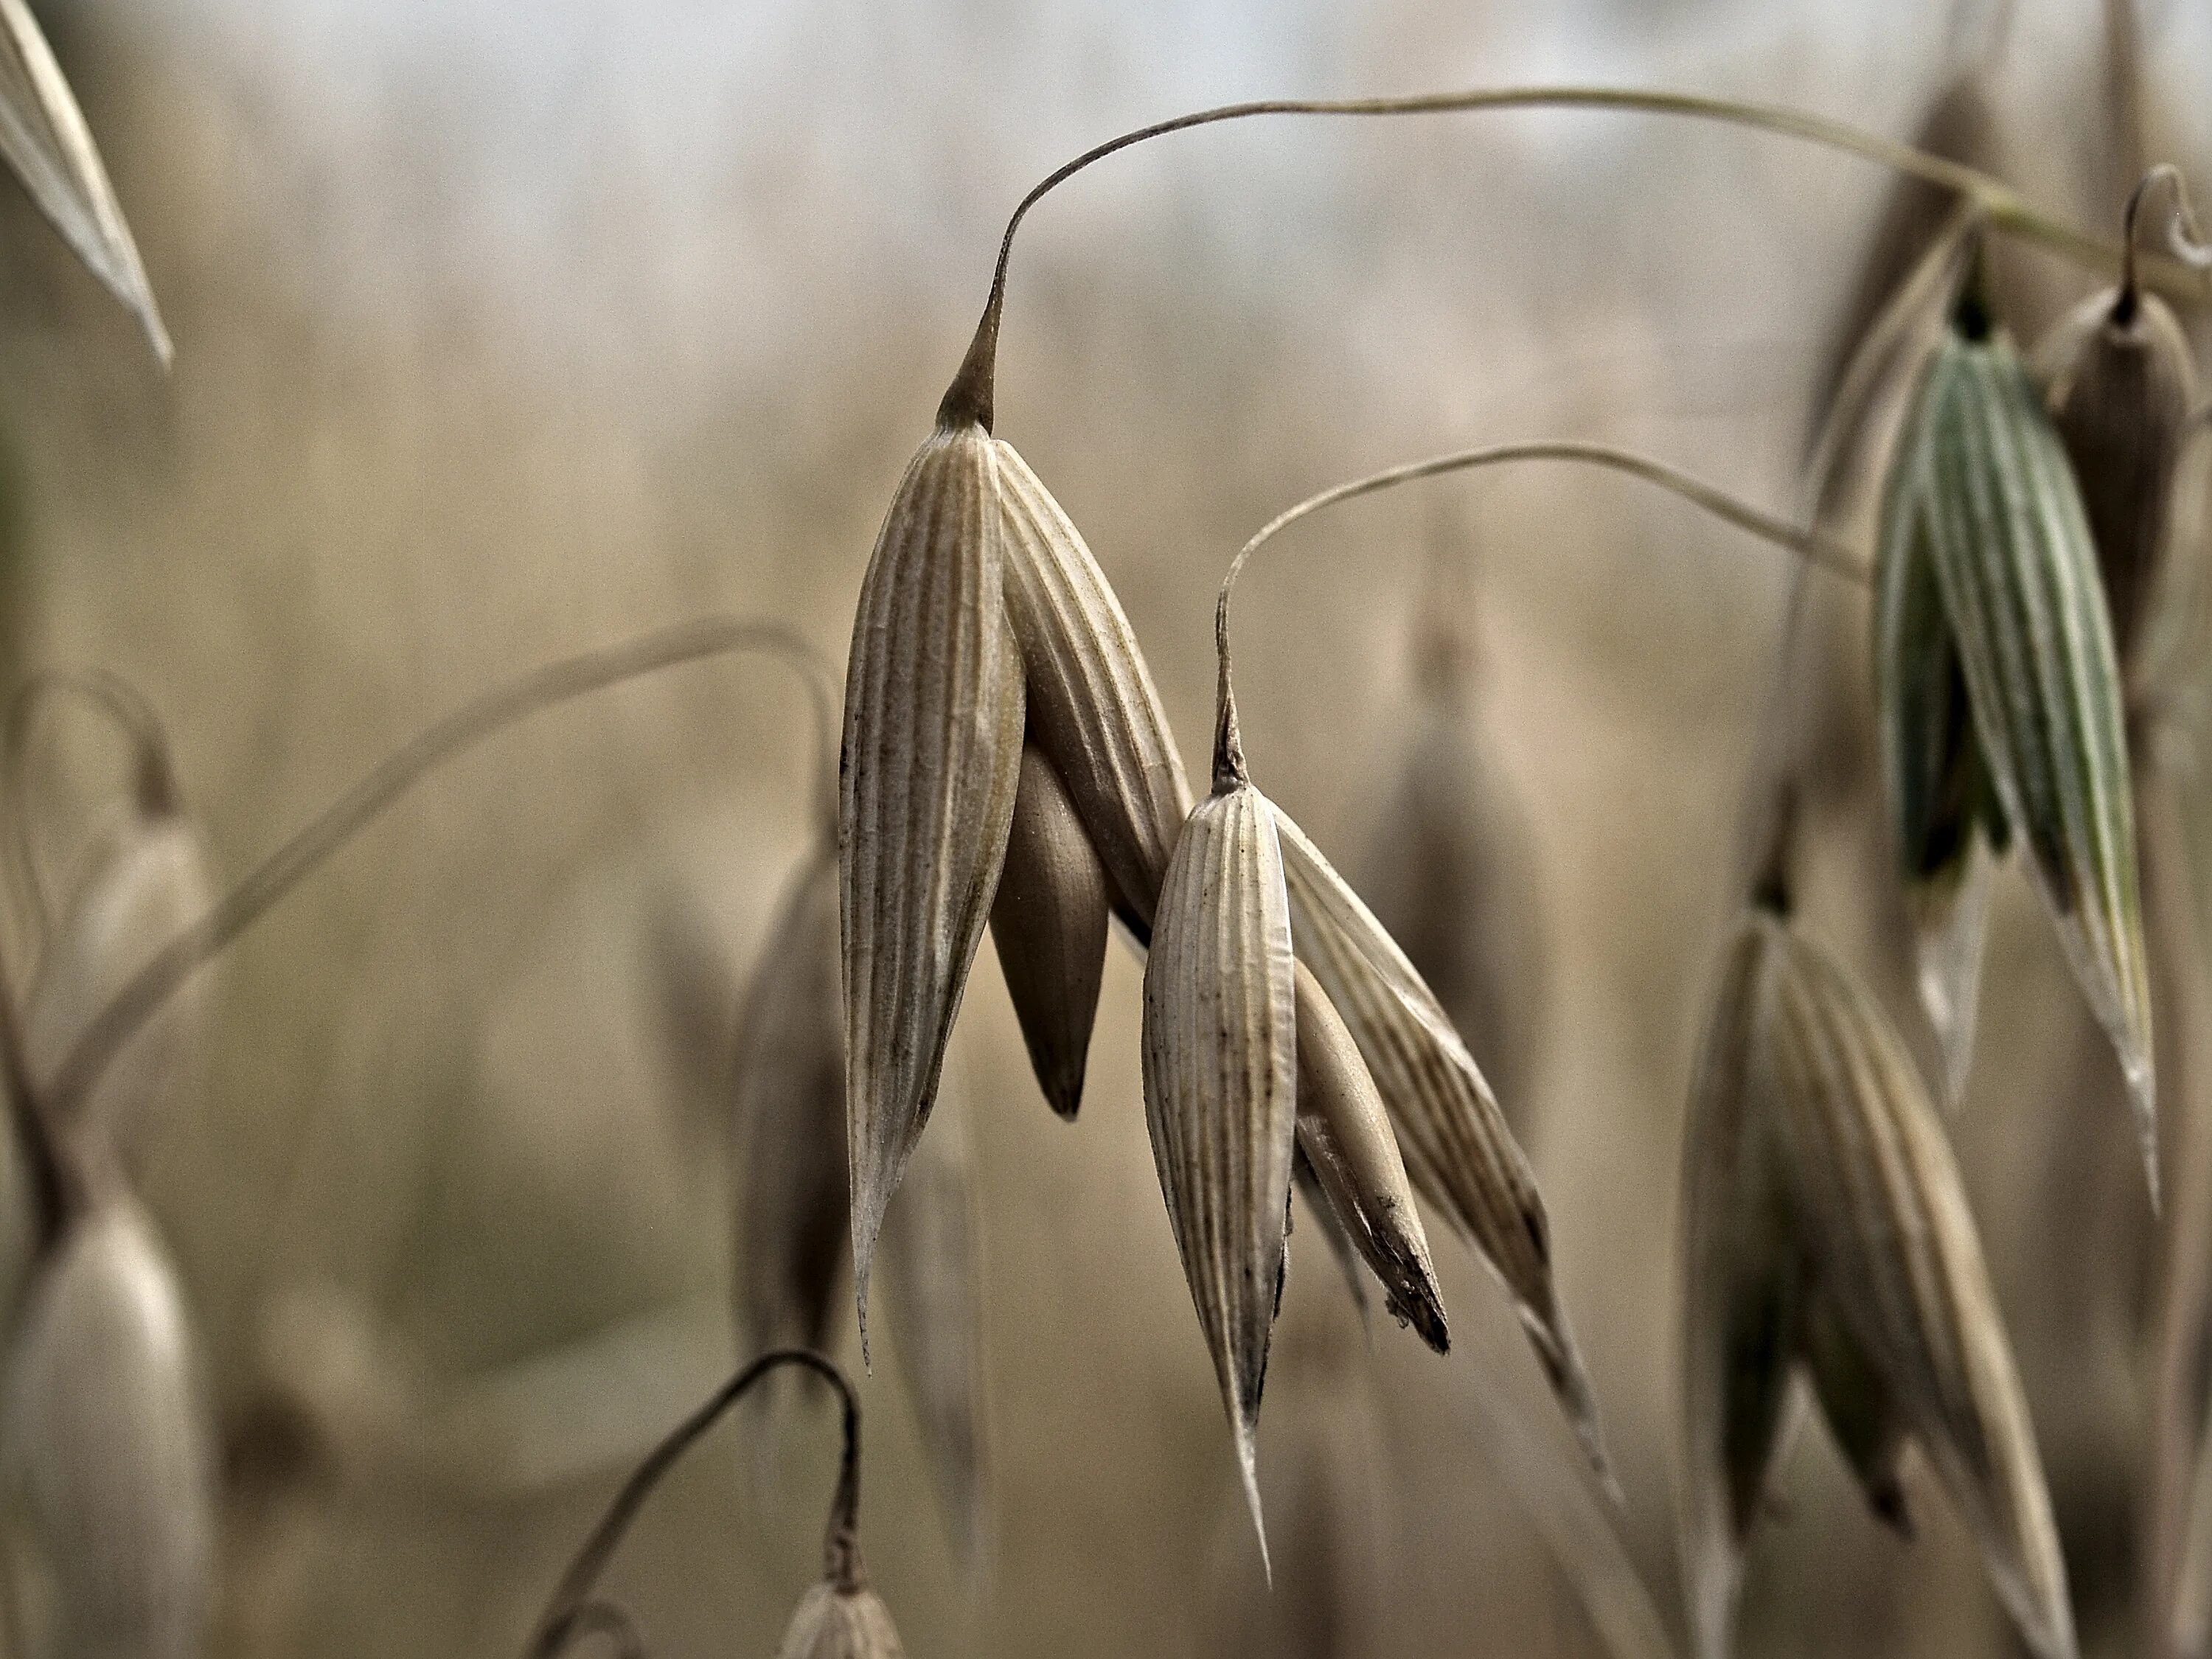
xmin=2121 ymin=164 xmax=2211 ymax=324
xmin=938 ymin=84 xmax=2174 ymax=431
xmin=1209 ymin=441 xmax=1860 ymax=759
xmin=523 ymin=1349 xmax=863 ymax=1659
xmin=41 ymin=617 xmax=835 ymax=1124
xmin=3 ymin=668 xmax=181 ymax=949
xmin=0 ymin=942 xmax=77 ymax=1255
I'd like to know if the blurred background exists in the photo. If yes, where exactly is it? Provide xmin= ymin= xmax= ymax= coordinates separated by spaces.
xmin=1 ymin=0 xmax=2210 ymax=1654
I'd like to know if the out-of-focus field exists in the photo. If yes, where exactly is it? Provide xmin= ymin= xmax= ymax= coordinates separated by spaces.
xmin=1 ymin=1 xmax=2208 ymax=1655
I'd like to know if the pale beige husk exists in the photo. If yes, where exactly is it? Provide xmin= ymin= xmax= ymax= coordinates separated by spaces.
xmin=1677 ymin=908 xmax=2075 ymax=1659
xmin=1290 ymin=1147 xmax=1368 ymax=1325
xmin=732 ymin=846 xmax=847 ymax=1372
xmin=1271 ymin=805 xmax=1604 ymax=1477
xmin=1764 ymin=917 xmax=2073 ymax=1659
xmin=990 ymin=740 xmax=1109 ymax=1119
xmin=840 ymin=421 xmax=1025 ymax=1349
xmin=877 ymin=1084 xmax=990 ymax=1576
xmin=2037 ymin=285 xmax=2198 ymax=690
xmin=1899 ymin=324 xmax=2154 ymax=1196
xmin=0 ymin=0 xmax=167 ymax=358
xmin=773 ymin=1579 xmax=905 ymax=1659
xmin=1 ymin=1200 xmax=215 ymax=1659
xmin=992 ymin=440 xmax=1192 ymax=938
xmin=24 ymin=812 xmax=214 ymax=1161
xmin=1141 ymin=779 xmax=1297 ymax=1557
xmin=1290 ymin=961 xmax=1446 ymax=1352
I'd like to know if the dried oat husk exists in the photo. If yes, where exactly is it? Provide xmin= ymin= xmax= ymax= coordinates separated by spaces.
xmin=2037 ymin=279 xmax=2197 ymax=689
xmin=1882 ymin=294 xmax=2154 ymax=1193
xmin=877 ymin=1084 xmax=990 ymax=1576
xmin=990 ymin=740 xmax=1109 ymax=1119
xmin=0 ymin=0 xmax=167 ymax=358
xmin=1140 ymin=720 xmax=1298 ymax=1556
xmin=1358 ymin=578 xmax=1545 ymax=1121
xmin=840 ymin=420 xmax=1024 ymax=1349
xmin=733 ymin=846 xmax=848 ymax=1376
xmin=775 ymin=1580 xmax=905 ymax=1659
xmin=1290 ymin=961 xmax=1446 ymax=1352
xmin=1272 ymin=804 xmax=1606 ymax=1481
xmin=1290 ymin=1147 xmax=1368 ymax=1326
xmin=993 ymin=441 xmax=1193 ymax=939
xmin=24 ymin=807 xmax=212 ymax=1164
xmin=1678 ymin=905 xmax=2076 ymax=1659
xmin=1 ymin=1198 xmax=214 ymax=1659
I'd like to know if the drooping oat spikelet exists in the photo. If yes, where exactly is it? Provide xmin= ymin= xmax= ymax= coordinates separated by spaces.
xmin=1290 ymin=961 xmax=1447 ymax=1353
xmin=1677 ymin=907 xmax=2076 ymax=1659
xmin=1890 ymin=302 xmax=2154 ymax=1194
xmin=1272 ymin=807 xmax=1605 ymax=1478
xmin=877 ymin=1084 xmax=990 ymax=1576
xmin=2 ymin=1200 xmax=214 ymax=1659
xmin=1359 ymin=582 xmax=1545 ymax=1121
xmin=1141 ymin=764 xmax=1297 ymax=1559
xmin=994 ymin=442 xmax=1193 ymax=937
xmin=1764 ymin=919 xmax=2074 ymax=1659
xmin=1874 ymin=441 xmax=1999 ymax=1107
xmin=733 ymin=846 xmax=847 ymax=1374
xmin=24 ymin=808 xmax=212 ymax=1161
xmin=990 ymin=740 xmax=1109 ymax=1119
xmin=840 ymin=421 xmax=1026 ymax=1349
xmin=2037 ymin=279 xmax=2197 ymax=689
xmin=775 ymin=1580 xmax=906 ymax=1659
xmin=1677 ymin=916 xmax=1800 ymax=1659
xmin=0 ymin=0 xmax=167 ymax=359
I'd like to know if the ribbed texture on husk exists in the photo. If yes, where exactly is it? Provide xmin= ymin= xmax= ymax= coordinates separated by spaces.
xmin=1764 ymin=919 xmax=2073 ymax=1659
xmin=774 ymin=1580 xmax=906 ymax=1659
xmin=840 ymin=422 xmax=1025 ymax=1349
xmin=25 ymin=814 xmax=214 ymax=1158
xmin=1678 ymin=911 xmax=2075 ymax=1659
xmin=877 ymin=1090 xmax=990 ymax=1576
xmin=733 ymin=848 xmax=848 ymax=1368
xmin=994 ymin=441 xmax=1193 ymax=937
xmin=1141 ymin=782 xmax=1296 ymax=1557
xmin=1272 ymin=806 xmax=1604 ymax=1477
xmin=2038 ymin=288 xmax=2198 ymax=683
xmin=1905 ymin=326 xmax=2154 ymax=1192
xmin=0 ymin=0 xmax=165 ymax=355
xmin=1290 ymin=962 xmax=1447 ymax=1352
xmin=990 ymin=741 xmax=1109 ymax=1119
xmin=1874 ymin=453 xmax=1996 ymax=1108
xmin=1677 ymin=917 xmax=1798 ymax=1659
xmin=2 ymin=1202 xmax=214 ymax=1659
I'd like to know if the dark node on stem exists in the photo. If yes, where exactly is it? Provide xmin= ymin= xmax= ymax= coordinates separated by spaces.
xmin=521 ymin=1349 xmax=864 ymax=1659
xmin=1950 ymin=243 xmax=1997 ymax=343
xmin=1211 ymin=597 xmax=1248 ymax=794
xmin=1748 ymin=781 xmax=1798 ymax=919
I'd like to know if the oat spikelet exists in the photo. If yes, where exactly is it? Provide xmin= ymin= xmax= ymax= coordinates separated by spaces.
xmin=877 ymin=1085 xmax=990 ymax=1576
xmin=1764 ymin=919 xmax=2075 ymax=1659
xmin=840 ymin=422 xmax=1025 ymax=1353
xmin=990 ymin=740 xmax=1109 ymax=1119
xmin=1273 ymin=807 xmax=1607 ymax=1481
xmin=1677 ymin=917 xmax=1798 ymax=1659
xmin=733 ymin=846 xmax=848 ymax=1372
xmin=2 ymin=1200 xmax=214 ymax=1659
xmin=1290 ymin=961 xmax=1447 ymax=1353
xmin=775 ymin=1580 xmax=906 ymax=1659
xmin=994 ymin=441 xmax=1193 ymax=936
xmin=1141 ymin=768 xmax=1297 ymax=1565
xmin=1896 ymin=308 xmax=2154 ymax=1195
xmin=0 ymin=0 xmax=168 ymax=359
xmin=1874 ymin=444 xmax=1998 ymax=1108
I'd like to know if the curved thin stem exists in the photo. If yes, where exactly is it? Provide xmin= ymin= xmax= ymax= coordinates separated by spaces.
xmin=41 ymin=617 xmax=827 ymax=1124
xmin=523 ymin=1349 xmax=862 ymax=1659
xmin=938 ymin=84 xmax=2160 ymax=431
xmin=1211 ymin=441 xmax=1862 ymax=766
xmin=3 ymin=668 xmax=181 ymax=950
xmin=2121 ymin=163 xmax=2211 ymax=323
